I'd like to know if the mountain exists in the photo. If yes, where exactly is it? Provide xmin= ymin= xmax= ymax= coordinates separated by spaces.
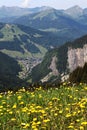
xmin=0 ymin=23 xmax=53 ymax=58
xmin=0 ymin=6 xmax=52 ymax=23
xmin=64 ymin=6 xmax=87 ymax=26
xmin=14 ymin=8 xmax=87 ymax=42
xmin=64 ymin=5 xmax=83 ymax=18
xmin=1 ymin=5 xmax=87 ymax=27
xmin=28 ymin=34 xmax=87 ymax=83
xmin=76 ymin=14 xmax=87 ymax=26
xmin=13 ymin=8 xmax=81 ymax=30
xmin=0 ymin=6 xmax=51 ymax=18
xmin=1 ymin=6 xmax=87 ymax=44
xmin=0 ymin=6 xmax=30 ymax=18
xmin=0 ymin=52 xmax=21 ymax=91
xmin=84 ymin=8 xmax=87 ymax=15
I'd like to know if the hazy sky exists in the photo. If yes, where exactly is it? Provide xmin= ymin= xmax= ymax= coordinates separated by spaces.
xmin=0 ymin=0 xmax=87 ymax=9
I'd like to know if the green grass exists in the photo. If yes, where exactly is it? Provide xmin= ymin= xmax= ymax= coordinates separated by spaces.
xmin=0 ymin=83 xmax=87 ymax=130
xmin=1 ymin=48 xmax=45 ymax=59
xmin=0 ymin=24 xmax=26 ymax=41
xmin=33 ymin=44 xmax=47 ymax=58
xmin=0 ymin=25 xmax=47 ymax=59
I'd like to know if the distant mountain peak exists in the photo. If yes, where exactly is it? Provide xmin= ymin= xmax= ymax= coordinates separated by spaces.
xmin=66 ymin=5 xmax=83 ymax=12
xmin=38 ymin=6 xmax=53 ymax=10
xmin=65 ymin=5 xmax=83 ymax=18
xmin=69 ymin=5 xmax=82 ymax=9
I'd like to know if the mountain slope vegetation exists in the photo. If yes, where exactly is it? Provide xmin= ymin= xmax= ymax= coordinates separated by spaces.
xmin=29 ymin=35 xmax=87 ymax=83
xmin=1 ymin=22 xmax=82 ymax=59
xmin=0 ymin=52 xmax=21 ymax=91
xmin=69 ymin=63 xmax=87 ymax=83
xmin=0 ymin=23 xmax=61 ymax=58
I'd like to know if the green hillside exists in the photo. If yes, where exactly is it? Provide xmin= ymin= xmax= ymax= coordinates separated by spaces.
xmin=0 ymin=23 xmax=47 ymax=58
xmin=0 ymin=52 xmax=21 ymax=91
xmin=0 ymin=23 xmax=66 ymax=59
xmin=29 ymin=35 xmax=87 ymax=83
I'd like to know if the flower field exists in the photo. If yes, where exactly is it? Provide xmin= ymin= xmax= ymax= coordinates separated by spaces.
xmin=0 ymin=84 xmax=87 ymax=130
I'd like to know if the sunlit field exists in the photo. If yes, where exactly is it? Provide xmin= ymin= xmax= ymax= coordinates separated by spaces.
xmin=0 ymin=83 xmax=87 ymax=130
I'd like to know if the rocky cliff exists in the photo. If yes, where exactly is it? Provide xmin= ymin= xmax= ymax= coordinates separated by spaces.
xmin=41 ymin=56 xmax=58 ymax=83
xmin=29 ymin=35 xmax=87 ymax=83
xmin=68 ymin=44 xmax=87 ymax=72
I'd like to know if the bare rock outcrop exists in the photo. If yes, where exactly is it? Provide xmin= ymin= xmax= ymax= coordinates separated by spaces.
xmin=68 ymin=44 xmax=87 ymax=72
xmin=49 ymin=56 xmax=59 ymax=76
xmin=41 ymin=56 xmax=58 ymax=83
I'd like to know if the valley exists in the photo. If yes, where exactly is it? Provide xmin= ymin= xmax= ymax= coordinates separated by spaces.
xmin=18 ymin=57 xmax=42 ymax=79
xmin=0 ymin=5 xmax=87 ymax=86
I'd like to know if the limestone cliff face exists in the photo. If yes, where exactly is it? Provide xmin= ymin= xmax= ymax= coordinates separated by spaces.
xmin=68 ymin=44 xmax=87 ymax=72
xmin=41 ymin=56 xmax=58 ymax=83
xmin=49 ymin=56 xmax=59 ymax=76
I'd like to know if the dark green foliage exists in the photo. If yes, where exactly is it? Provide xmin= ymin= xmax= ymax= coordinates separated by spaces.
xmin=24 ymin=42 xmax=40 ymax=53
xmin=18 ymin=25 xmax=38 ymax=35
xmin=11 ymin=28 xmax=15 ymax=33
xmin=18 ymin=24 xmax=63 ymax=48
xmin=69 ymin=67 xmax=83 ymax=83
xmin=29 ymin=51 xmax=54 ymax=82
xmin=0 ymin=38 xmax=24 ymax=53
xmin=67 ymin=35 xmax=87 ymax=49
xmin=0 ymin=52 xmax=21 ymax=75
xmin=81 ymin=63 xmax=87 ymax=83
xmin=69 ymin=63 xmax=87 ymax=83
xmin=0 ymin=23 xmax=4 ymax=29
xmin=19 ymin=34 xmax=29 ymax=43
xmin=0 ymin=52 xmax=22 ymax=91
xmin=56 ymin=45 xmax=68 ymax=73
xmin=0 ymin=32 xmax=3 ymax=38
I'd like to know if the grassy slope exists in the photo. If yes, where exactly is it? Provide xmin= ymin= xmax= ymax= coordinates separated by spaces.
xmin=0 ymin=24 xmax=48 ymax=59
xmin=0 ymin=84 xmax=87 ymax=129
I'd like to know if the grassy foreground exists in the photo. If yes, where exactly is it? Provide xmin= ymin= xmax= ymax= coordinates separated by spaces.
xmin=0 ymin=84 xmax=87 ymax=130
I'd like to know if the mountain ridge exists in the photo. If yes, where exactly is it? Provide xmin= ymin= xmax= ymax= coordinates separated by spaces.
xmin=0 ymin=6 xmax=53 ymax=18
xmin=13 ymin=8 xmax=87 ymax=44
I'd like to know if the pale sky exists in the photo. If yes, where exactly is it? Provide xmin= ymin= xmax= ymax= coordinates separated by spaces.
xmin=0 ymin=0 xmax=87 ymax=9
